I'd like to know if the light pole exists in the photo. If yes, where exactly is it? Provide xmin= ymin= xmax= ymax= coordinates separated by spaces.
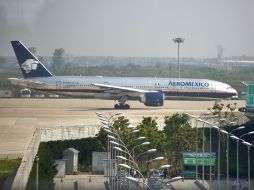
xmin=116 ymin=155 xmax=139 ymax=170
xmin=136 ymin=148 xmax=157 ymax=180
xmin=230 ymin=131 xmax=254 ymax=183
xmin=101 ymin=125 xmax=118 ymax=178
xmin=107 ymin=135 xmax=116 ymax=184
xmin=97 ymin=112 xmax=124 ymax=190
xmin=242 ymin=141 xmax=253 ymax=190
xmin=195 ymin=118 xmax=202 ymax=181
xmin=204 ymin=121 xmax=219 ymax=190
xmin=35 ymin=156 xmax=39 ymax=190
xmin=185 ymin=113 xmax=210 ymax=185
xmin=136 ymin=149 xmax=157 ymax=159
xmin=142 ymin=156 xmax=165 ymax=179
xmin=131 ymin=141 xmax=151 ymax=158
xmin=111 ymin=140 xmax=137 ymax=189
xmin=217 ymin=118 xmax=225 ymax=190
xmin=118 ymin=163 xmax=151 ymax=190
xmin=114 ymin=145 xmax=139 ymax=190
xmin=127 ymin=136 xmax=146 ymax=149
xmin=202 ymin=122 xmax=205 ymax=185
xmin=173 ymin=37 xmax=184 ymax=78
xmin=184 ymin=113 xmax=199 ymax=180
xmin=230 ymin=135 xmax=240 ymax=184
xmin=220 ymin=126 xmax=243 ymax=190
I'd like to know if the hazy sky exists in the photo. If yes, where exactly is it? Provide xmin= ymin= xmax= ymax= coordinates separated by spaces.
xmin=0 ymin=0 xmax=254 ymax=57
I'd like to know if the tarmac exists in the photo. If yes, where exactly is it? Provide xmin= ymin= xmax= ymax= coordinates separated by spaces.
xmin=54 ymin=175 xmax=107 ymax=190
xmin=0 ymin=98 xmax=245 ymax=159
xmin=53 ymin=175 xmax=205 ymax=190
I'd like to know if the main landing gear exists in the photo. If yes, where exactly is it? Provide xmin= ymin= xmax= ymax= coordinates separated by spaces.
xmin=114 ymin=103 xmax=130 ymax=109
xmin=114 ymin=96 xmax=130 ymax=109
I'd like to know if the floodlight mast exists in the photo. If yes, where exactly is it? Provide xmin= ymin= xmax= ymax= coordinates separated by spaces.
xmin=173 ymin=37 xmax=185 ymax=79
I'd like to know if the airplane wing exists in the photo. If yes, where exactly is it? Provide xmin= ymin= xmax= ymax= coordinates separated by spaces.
xmin=8 ymin=78 xmax=46 ymax=88
xmin=93 ymin=83 xmax=157 ymax=94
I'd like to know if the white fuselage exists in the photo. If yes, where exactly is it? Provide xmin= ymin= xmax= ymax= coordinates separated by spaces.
xmin=26 ymin=76 xmax=238 ymax=100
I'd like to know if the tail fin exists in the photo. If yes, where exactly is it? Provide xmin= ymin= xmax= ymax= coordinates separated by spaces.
xmin=11 ymin=41 xmax=53 ymax=78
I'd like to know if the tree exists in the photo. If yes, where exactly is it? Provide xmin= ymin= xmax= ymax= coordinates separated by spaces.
xmin=164 ymin=113 xmax=195 ymax=152
xmin=52 ymin=48 xmax=65 ymax=73
xmin=163 ymin=113 xmax=196 ymax=170
xmin=137 ymin=117 xmax=166 ymax=152
xmin=208 ymin=101 xmax=224 ymax=117
xmin=28 ymin=47 xmax=36 ymax=55
xmin=95 ymin=128 xmax=108 ymax=152
xmin=26 ymin=143 xmax=57 ymax=190
xmin=0 ymin=57 xmax=6 ymax=65
xmin=208 ymin=101 xmax=237 ymax=122
xmin=112 ymin=116 xmax=135 ymax=146
xmin=163 ymin=113 xmax=190 ymax=139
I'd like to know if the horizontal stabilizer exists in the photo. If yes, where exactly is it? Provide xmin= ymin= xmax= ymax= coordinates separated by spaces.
xmin=8 ymin=78 xmax=46 ymax=88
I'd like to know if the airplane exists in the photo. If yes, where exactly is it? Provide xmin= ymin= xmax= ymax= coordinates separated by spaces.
xmin=9 ymin=41 xmax=238 ymax=109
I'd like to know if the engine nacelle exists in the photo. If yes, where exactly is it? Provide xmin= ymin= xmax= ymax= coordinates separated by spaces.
xmin=140 ymin=92 xmax=164 ymax=106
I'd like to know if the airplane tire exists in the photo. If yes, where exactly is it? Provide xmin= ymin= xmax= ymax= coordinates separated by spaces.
xmin=119 ymin=104 xmax=125 ymax=109
xmin=114 ymin=104 xmax=130 ymax=109
xmin=120 ymin=104 xmax=130 ymax=109
xmin=124 ymin=104 xmax=130 ymax=109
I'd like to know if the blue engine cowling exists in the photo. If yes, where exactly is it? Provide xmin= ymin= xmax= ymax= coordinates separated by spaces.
xmin=141 ymin=92 xmax=164 ymax=106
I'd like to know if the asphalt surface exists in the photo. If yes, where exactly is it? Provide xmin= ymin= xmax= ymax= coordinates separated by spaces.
xmin=54 ymin=175 xmax=107 ymax=190
xmin=0 ymin=98 xmax=245 ymax=158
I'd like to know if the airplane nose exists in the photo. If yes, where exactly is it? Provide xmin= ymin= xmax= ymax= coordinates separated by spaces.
xmin=230 ymin=88 xmax=238 ymax=97
xmin=233 ymin=89 xmax=238 ymax=95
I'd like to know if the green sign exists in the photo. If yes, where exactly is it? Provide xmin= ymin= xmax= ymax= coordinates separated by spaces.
xmin=182 ymin=152 xmax=216 ymax=166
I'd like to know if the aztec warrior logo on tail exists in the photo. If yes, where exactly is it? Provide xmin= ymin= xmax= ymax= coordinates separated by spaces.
xmin=21 ymin=59 xmax=39 ymax=73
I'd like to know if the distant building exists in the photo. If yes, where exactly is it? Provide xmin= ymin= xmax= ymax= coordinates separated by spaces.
xmin=63 ymin=148 xmax=79 ymax=174
xmin=239 ymin=81 xmax=254 ymax=123
xmin=55 ymin=159 xmax=66 ymax=178
xmin=92 ymin=152 xmax=107 ymax=174
xmin=0 ymin=90 xmax=12 ymax=98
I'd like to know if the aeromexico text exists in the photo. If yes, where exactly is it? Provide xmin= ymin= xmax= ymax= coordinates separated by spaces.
xmin=168 ymin=81 xmax=209 ymax=87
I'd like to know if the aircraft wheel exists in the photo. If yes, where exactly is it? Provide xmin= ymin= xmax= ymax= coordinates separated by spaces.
xmin=120 ymin=104 xmax=130 ymax=109
xmin=124 ymin=104 xmax=130 ymax=109
xmin=119 ymin=104 xmax=125 ymax=109
xmin=114 ymin=104 xmax=130 ymax=109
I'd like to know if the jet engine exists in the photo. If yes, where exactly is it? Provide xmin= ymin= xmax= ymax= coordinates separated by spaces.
xmin=140 ymin=92 xmax=164 ymax=106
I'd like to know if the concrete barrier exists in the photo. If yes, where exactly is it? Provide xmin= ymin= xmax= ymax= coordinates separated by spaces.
xmin=10 ymin=125 xmax=100 ymax=190
xmin=40 ymin=125 xmax=100 ymax=142
xmin=194 ymin=179 xmax=209 ymax=190
xmin=188 ymin=114 xmax=246 ymax=129
xmin=11 ymin=128 xmax=41 ymax=190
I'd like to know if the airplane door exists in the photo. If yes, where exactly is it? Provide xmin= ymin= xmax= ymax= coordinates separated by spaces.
xmin=56 ymin=81 xmax=62 ymax=89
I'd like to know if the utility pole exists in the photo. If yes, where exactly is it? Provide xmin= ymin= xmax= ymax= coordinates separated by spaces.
xmin=35 ymin=156 xmax=39 ymax=190
xmin=173 ymin=38 xmax=185 ymax=79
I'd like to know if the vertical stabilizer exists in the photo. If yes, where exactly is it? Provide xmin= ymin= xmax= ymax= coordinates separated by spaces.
xmin=11 ymin=41 xmax=53 ymax=78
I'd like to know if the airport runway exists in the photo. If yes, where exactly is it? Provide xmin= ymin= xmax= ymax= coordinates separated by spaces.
xmin=0 ymin=98 xmax=245 ymax=158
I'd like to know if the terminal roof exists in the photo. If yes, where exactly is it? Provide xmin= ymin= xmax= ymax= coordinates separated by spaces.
xmin=242 ymin=81 xmax=254 ymax=86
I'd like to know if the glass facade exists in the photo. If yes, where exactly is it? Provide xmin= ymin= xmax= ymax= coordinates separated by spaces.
xmin=243 ymin=81 xmax=254 ymax=107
